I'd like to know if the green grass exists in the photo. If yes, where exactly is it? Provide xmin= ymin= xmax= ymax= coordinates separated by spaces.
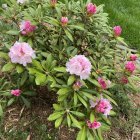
xmin=93 ymin=0 xmax=140 ymax=50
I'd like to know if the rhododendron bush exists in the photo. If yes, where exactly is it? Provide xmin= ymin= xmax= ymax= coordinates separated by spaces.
xmin=0 ymin=0 xmax=140 ymax=139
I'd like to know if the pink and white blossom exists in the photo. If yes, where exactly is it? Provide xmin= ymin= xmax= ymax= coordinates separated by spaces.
xmin=86 ymin=3 xmax=97 ymax=15
xmin=73 ymin=81 xmax=83 ymax=91
xmin=11 ymin=89 xmax=21 ymax=96
xmin=113 ymin=26 xmax=122 ymax=37
xmin=90 ymin=98 xmax=112 ymax=116
xmin=9 ymin=42 xmax=36 ymax=66
xmin=87 ymin=120 xmax=101 ymax=129
xmin=20 ymin=20 xmax=36 ymax=35
xmin=66 ymin=55 xmax=92 ymax=79
xmin=125 ymin=61 xmax=136 ymax=73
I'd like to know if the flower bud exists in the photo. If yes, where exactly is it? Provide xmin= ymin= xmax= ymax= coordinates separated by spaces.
xmin=61 ymin=17 xmax=68 ymax=26
xmin=86 ymin=3 xmax=97 ymax=15
xmin=113 ymin=26 xmax=122 ymax=37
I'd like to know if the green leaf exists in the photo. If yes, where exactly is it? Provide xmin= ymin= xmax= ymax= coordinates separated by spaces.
xmin=32 ymin=60 xmax=44 ymax=71
xmin=35 ymin=74 xmax=47 ymax=85
xmin=77 ymin=94 xmax=88 ymax=108
xmin=0 ymin=52 xmax=9 ymax=60
xmin=76 ymin=127 xmax=86 ymax=140
xmin=0 ymin=104 xmax=3 ymax=117
xmin=22 ymin=91 xmax=37 ymax=96
xmin=71 ymin=111 xmax=85 ymax=118
xmin=109 ymin=111 xmax=116 ymax=116
xmin=6 ymin=30 xmax=19 ymax=35
xmin=97 ymin=128 xmax=103 ymax=140
xmin=87 ymin=129 xmax=95 ymax=140
xmin=21 ymin=96 xmax=31 ymax=108
xmin=80 ymin=91 xmax=95 ymax=100
xmin=53 ymin=104 xmax=63 ymax=111
xmin=20 ymin=71 xmax=28 ymax=86
xmin=67 ymin=75 xmax=76 ymax=85
xmin=74 ymin=92 xmax=78 ymax=106
xmin=2 ymin=62 xmax=15 ymax=72
xmin=64 ymin=29 xmax=73 ymax=42
xmin=57 ymin=88 xmax=70 ymax=96
xmin=16 ymin=65 xmax=24 ymax=73
xmin=90 ymin=112 xmax=95 ymax=122
xmin=54 ymin=67 xmax=66 ymax=72
xmin=48 ymin=112 xmax=64 ymax=121
xmin=67 ymin=114 xmax=71 ymax=127
xmin=55 ymin=116 xmax=63 ymax=128
xmin=7 ymin=98 xmax=15 ymax=106
xmin=70 ymin=114 xmax=82 ymax=129
xmin=87 ymin=78 xmax=100 ymax=87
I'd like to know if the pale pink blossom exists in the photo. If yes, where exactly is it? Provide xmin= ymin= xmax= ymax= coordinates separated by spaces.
xmin=120 ymin=77 xmax=128 ymax=84
xmin=90 ymin=98 xmax=112 ymax=116
xmin=66 ymin=55 xmax=92 ymax=79
xmin=130 ymin=54 xmax=137 ymax=61
xmin=98 ymin=78 xmax=111 ymax=89
xmin=11 ymin=89 xmax=21 ymax=96
xmin=17 ymin=0 xmax=27 ymax=4
xmin=86 ymin=3 xmax=97 ymax=15
xmin=20 ymin=20 xmax=36 ymax=35
xmin=73 ymin=81 xmax=82 ymax=91
xmin=50 ymin=0 xmax=57 ymax=7
xmin=87 ymin=120 xmax=101 ymax=129
xmin=125 ymin=61 xmax=136 ymax=73
xmin=9 ymin=42 xmax=36 ymax=66
xmin=61 ymin=17 xmax=68 ymax=26
xmin=113 ymin=26 xmax=122 ymax=36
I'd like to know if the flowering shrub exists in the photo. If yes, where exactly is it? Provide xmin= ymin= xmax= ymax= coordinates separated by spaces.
xmin=0 ymin=0 xmax=140 ymax=139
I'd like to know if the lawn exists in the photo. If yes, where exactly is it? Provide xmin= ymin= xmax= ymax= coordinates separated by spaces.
xmin=93 ymin=0 xmax=140 ymax=51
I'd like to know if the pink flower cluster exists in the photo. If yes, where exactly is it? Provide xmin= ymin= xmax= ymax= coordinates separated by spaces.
xmin=61 ymin=17 xmax=68 ymax=26
xmin=130 ymin=54 xmax=137 ymax=61
xmin=86 ymin=3 xmax=97 ymax=15
xmin=125 ymin=61 xmax=136 ymax=74
xmin=98 ymin=78 xmax=111 ymax=89
xmin=113 ymin=26 xmax=122 ymax=37
xmin=11 ymin=89 xmax=21 ymax=96
xmin=20 ymin=20 xmax=36 ymax=35
xmin=90 ymin=98 xmax=112 ymax=116
xmin=87 ymin=120 xmax=101 ymax=129
xmin=9 ymin=42 xmax=36 ymax=66
xmin=66 ymin=55 xmax=92 ymax=80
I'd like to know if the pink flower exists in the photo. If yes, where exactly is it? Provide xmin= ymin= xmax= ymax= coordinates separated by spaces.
xmin=130 ymin=54 xmax=137 ymax=61
xmin=11 ymin=89 xmax=21 ymax=96
xmin=98 ymin=78 xmax=111 ymax=89
xmin=87 ymin=120 xmax=101 ymax=129
xmin=73 ymin=81 xmax=83 ymax=91
xmin=90 ymin=98 xmax=112 ymax=116
xmin=86 ymin=3 xmax=97 ymax=15
xmin=20 ymin=21 xmax=36 ymax=35
xmin=61 ymin=17 xmax=68 ymax=26
xmin=125 ymin=61 xmax=136 ymax=73
xmin=66 ymin=55 xmax=92 ymax=79
xmin=96 ymin=99 xmax=112 ymax=116
xmin=17 ymin=0 xmax=27 ymax=4
xmin=9 ymin=42 xmax=36 ymax=66
xmin=113 ymin=26 xmax=122 ymax=37
xmin=50 ymin=0 xmax=57 ymax=7
xmin=120 ymin=77 xmax=128 ymax=84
